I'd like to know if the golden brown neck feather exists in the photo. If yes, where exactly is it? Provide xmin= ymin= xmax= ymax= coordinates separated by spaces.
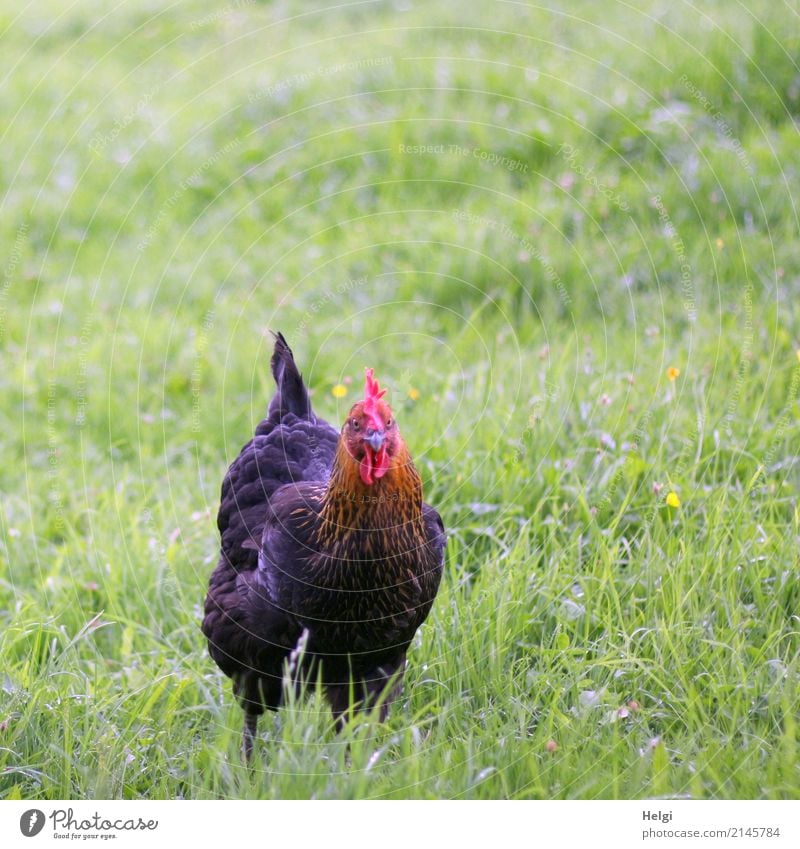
xmin=320 ymin=436 xmax=424 ymax=534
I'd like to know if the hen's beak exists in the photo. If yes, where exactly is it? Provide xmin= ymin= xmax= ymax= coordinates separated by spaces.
xmin=366 ymin=430 xmax=385 ymax=452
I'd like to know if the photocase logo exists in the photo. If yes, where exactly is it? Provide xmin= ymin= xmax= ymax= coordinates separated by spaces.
xmin=20 ymin=810 xmax=45 ymax=837
xmin=14 ymin=807 xmax=159 ymax=840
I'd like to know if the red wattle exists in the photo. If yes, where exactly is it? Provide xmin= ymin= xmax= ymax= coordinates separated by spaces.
xmin=359 ymin=451 xmax=374 ymax=485
xmin=372 ymin=446 xmax=390 ymax=479
xmin=359 ymin=446 xmax=390 ymax=485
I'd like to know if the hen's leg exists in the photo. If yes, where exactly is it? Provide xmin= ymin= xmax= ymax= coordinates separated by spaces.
xmin=235 ymin=668 xmax=281 ymax=762
xmin=325 ymin=653 xmax=408 ymax=728
xmin=367 ymin=656 xmax=407 ymax=721
xmin=242 ymin=712 xmax=258 ymax=762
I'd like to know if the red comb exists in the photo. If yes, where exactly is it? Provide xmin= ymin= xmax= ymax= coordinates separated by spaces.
xmin=363 ymin=368 xmax=387 ymax=423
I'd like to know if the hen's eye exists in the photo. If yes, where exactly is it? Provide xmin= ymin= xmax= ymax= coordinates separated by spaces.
xmin=386 ymin=418 xmax=392 ymax=427
xmin=351 ymin=419 xmax=360 ymax=430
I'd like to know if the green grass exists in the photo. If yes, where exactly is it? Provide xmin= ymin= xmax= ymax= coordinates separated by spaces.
xmin=1 ymin=0 xmax=799 ymax=799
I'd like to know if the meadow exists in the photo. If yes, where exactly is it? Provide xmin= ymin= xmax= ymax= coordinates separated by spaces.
xmin=0 ymin=0 xmax=798 ymax=799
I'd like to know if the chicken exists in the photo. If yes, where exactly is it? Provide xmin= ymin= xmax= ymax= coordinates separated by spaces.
xmin=202 ymin=333 xmax=445 ymax=758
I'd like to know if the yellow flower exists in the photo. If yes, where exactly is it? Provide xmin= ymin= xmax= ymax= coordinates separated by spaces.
xmin=331 ymin=384 xmax=347 ymax=398
xmin=796 ymin=349 xmax=800 ymax=363
xmin=667 ymin=366 xmax=680 ymax=382
xmin=666 ymin=491 xmax=681 ymax=508
xmin=408 ymin=387 xmax=420 ymax=401
xmin=715 ymin=238 xmax=724 ymax=249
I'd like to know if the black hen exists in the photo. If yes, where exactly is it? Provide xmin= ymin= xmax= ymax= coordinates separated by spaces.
xmin=202 ymin=333 xmax=445 ymax=757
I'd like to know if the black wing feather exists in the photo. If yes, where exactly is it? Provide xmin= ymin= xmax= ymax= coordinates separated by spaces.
xmin=202 ymin=335 xmax=337 ymax=705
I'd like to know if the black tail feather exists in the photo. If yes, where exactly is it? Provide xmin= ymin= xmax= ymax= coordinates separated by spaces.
xmin=269 ymin=331 xmax=312 ymax=418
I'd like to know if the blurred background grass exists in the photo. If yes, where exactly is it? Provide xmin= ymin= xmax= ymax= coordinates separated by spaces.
xmin=0 ymin=0 xmax=798 ymax=799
